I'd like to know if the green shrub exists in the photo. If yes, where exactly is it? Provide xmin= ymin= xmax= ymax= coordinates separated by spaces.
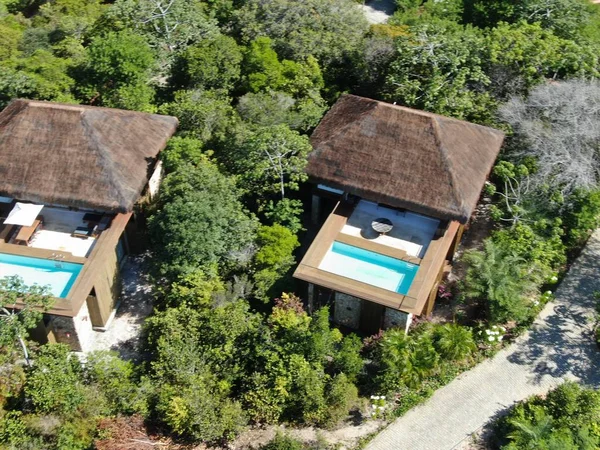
xmin=252 ymin=224 xmax=299 ymax=302
xmin=322 ymin=373 xmax=358 ymax=428
xmin=562 ymin=189 xmax=600 ymax=248
xmin=157 ymin=376 xmax=246 ymax=442
xmin=494 ymin=382 xmax=600 ymax=449
xmin=161 ymin=267 xmax=225 ymax=309
xmin=432 ymin=324 xmax=476 ymax=361
xmin=491 ymin=222 xmax=566 ymax=276
xmin=85 ymin=351 xmax=147 ymax=415
xmin=261 ymin=432 xmax=305 ymax=450
xmin=463 ymin=239 xmax=543 ymax=324
xmin=241 ymin=371 xmax=287 ymax=424
xmin=286 ymin=355 xmax=327 ymax=425
xmin=263 ymin=198 xmax=305 ymax=234
xmin=377 ymin=328 xmax=440 ymax=392
xmin=332 ymin=334 xmax=364 ymax=382
xmin=0 ymin=411 xmax=27 ymax=446
xmin=24 ymin=344 xmax=84 ymax=415
xmin=54 ymin=416 xmax=98 ymax=450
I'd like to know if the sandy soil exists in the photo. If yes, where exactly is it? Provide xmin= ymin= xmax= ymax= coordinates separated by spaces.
xmin=85 ymin=254 xmax=153 ymax=361
xmin=231 ymin=419 xmax=385 ymax=450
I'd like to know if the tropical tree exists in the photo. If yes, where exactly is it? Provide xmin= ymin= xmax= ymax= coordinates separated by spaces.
xmin=108 ymin=0 xmax=218 ymax=54
xmin=499 ymin=79 xmax=600 ymax=197
xmin=484 ymin=21 xmax=599 ymax=99
xmin=236 ymin=90 xmax=326 ymax=131
xmin=159 ymin=89 xmax=236 ymax=144
xmin=233 ymin=0 xmax=369 ymax=66
xmin=463 ymin=239 xmax=542 ymax=323
xmin=432 ymin=324 xmax=476 ymax=361
xmin=0 ymin=276 xmax=53 ymax=366
xmin=169 ymin=34 xmax=242 ymax=92
xmin=242 ymin=37 xmax=325 ymax=98
xmin=252 ymin=224 xmax=299 ymax=302
xmin=463 ymin=0 xmax=595 ymax=39
xmin=148 ymin=160 xmax=258 ymax=279
xmin=505 ymin=406 xmax=556 ymax=449
xmin=228 ymin=124 xmax=312 ymax=202
xmin=495 ymin=383 xmax=600 ymax=449
xmin=381 ymin=20 xmax=496 ymax=122
xmin=73 ymin=30 xmax=156 ymax=111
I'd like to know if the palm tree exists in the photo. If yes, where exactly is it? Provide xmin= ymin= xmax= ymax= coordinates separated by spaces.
xmin=433 ymin=324 xmax=476 ymax=361
xmin=506 ymin=406 xmax=554 ymax=449
xmin=380 ymin=329 xmax=439 ymax=389
xmin=463 ymin=239 xmax=541 ymax=324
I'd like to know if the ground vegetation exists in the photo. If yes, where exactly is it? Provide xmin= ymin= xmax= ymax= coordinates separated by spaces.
xmin=1 ymin=0 xmax=600 ymax=448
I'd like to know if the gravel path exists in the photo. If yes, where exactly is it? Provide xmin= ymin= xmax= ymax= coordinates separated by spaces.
xmin=86 ymin=254 xmax=153 ymax=361
xmin=360 ymin=0 xmax=396 ymax=24
xmin=367 ymin=229 xmax=600 ymax=450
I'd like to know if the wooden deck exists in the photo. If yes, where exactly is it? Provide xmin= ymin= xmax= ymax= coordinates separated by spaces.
xmin=294 ymin=201 xmax=459 ymax=315
xmin=0 ymin=213 xmax=131 ymax=318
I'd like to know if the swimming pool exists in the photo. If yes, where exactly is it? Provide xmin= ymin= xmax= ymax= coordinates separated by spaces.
xmin=318 ymin=242 xmax=418 ymax=294
xmin=0 ymin=253 xmax=83 ymax=298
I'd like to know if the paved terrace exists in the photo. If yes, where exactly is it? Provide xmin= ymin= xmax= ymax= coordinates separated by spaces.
xmin=342 ymin=200 xmax=439 ymax=258
xmin=367 ymin=229 xmax=600 ymax=450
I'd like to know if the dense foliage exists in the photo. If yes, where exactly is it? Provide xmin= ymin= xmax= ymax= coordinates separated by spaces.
xmin=0 ymin=343 xmax=144 ymax=449
xmin=493 ymin=382 xmax=600 ymax=449
xmin=1 ymin=0 xmax=600 ymax=447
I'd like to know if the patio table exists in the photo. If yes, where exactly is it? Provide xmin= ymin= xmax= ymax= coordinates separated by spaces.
xmin=371 ymin=217 xmax=393 ymax=235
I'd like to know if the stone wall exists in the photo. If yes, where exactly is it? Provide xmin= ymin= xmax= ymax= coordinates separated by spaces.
xmin=49 ymin=302 xmax=96 ymax=352
xmin=333 ymin=292 xmax=362 ymax=329
xmin=383 ymin=307 xmax=413 ymax=333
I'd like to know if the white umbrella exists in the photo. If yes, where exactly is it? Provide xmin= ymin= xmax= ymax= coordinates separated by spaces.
xmin=3 ymin=202 xmax=44 ymax=226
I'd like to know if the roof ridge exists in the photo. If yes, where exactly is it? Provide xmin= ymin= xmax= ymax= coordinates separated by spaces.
xmin=80 ymin=112 xmax=130 ymax=209
xmin=430 ymin=116 xmax=466 ymax=219
xmin=348 ymin=94 xmax=505 ymax=138
xmin=25 ymin=100 xmax=85 ymax=112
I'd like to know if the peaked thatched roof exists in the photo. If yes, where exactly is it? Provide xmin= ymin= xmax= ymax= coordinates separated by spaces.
xmin=0 ymin=99 xmax=178 ymax=212
xmin=308 ymin=95 xmax=505 ymax=224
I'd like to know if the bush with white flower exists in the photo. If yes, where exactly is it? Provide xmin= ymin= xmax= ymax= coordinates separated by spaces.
xmin=479 ymin=325 xmax=506 ymax=345
xmin=369 ymin=395 xmax=386 ymax=419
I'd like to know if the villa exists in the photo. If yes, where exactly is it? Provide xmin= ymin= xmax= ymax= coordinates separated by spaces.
xmin=0 ymin=99 xmax=177 ymax=351
xmin=294 ymin=95 xmax=505 ymax=334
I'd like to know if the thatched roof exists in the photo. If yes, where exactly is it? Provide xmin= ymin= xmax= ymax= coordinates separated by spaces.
xmin=0 ymin=99 xmax=178 ymax=212
xmin=308 ymin=95 xmax=505 ymax=224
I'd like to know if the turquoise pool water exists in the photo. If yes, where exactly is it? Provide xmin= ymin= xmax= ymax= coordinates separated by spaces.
xmin=0 ymin=253 xmax=83 ymax=298
xmin=319 ymin=242 xmax=418 ymax=294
